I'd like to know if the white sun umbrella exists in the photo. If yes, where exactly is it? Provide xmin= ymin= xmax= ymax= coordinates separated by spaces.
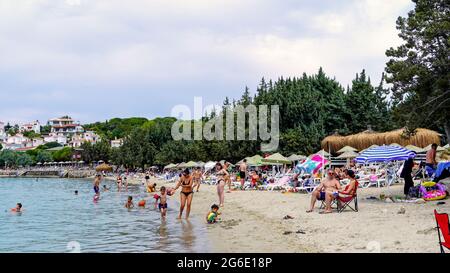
xmin=204 ymin=161 xmax=217 ymax=171
xmin=444 ymin=144 xmax=449 ymax=149
xmin=337 ymin=146 xmax=358 ymax=154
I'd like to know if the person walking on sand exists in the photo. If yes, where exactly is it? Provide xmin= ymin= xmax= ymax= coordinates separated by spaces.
xmin=401 ymin=154 xmax=415 ymax=197
xmin=239 ymin=159 xmax=248 ymax=190
xmin=306 ymin=170 xmax=341 ymax=214
xmin=215 ymin=163 xmax=229 ymax=207
xmin=426 ymin=143 xmax=438 ymax=170
xmin=193 ymin=167 xmax=203 ymax=193
xmin=174 ymin=169 xmax=194 ymax=220
xmin=224 ymin=162 xmax=232 ymax=192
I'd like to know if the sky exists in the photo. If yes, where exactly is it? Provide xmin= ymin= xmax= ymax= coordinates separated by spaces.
xmin=0 ymin=0 xmax=414 ymax=124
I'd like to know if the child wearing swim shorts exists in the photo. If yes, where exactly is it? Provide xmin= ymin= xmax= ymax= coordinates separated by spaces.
xmin=157 ymin=186 xmax=168 ymax=219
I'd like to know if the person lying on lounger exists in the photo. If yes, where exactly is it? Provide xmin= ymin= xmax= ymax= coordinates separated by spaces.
xmin=306 ymin=169 xmax=341 ymax=214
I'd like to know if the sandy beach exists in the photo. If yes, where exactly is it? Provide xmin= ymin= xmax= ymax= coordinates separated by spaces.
xmin=155 ymin=177 xmax=449 ymax=253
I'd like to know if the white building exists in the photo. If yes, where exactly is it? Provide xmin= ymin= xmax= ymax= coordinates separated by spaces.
xmin=48 ymin=116 xmax=84 ymax=136
xmin=69 ymin=131 xmax=101 ymax=148
xmin=111 ymin=138 xmax=124 ymax=148
xmin=6 ymin=133 xmax=29 ymax=145
xmin=20 ymin=120 xmax=41 ymax=134
xmin=43 ymin=133 xmax=68 ymax=146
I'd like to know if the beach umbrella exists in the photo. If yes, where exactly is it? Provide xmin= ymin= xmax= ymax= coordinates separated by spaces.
xmin=36 ymin=162 xmax=42 ymax=165
xmin=337 ymin=146 xmax=358 ymax=154
xmin=355 ymin=145 xmax=416 ymax=164
xmin=423 ymin=144 xmax=446 ymax=152
xmin=296 ymin=154 xmax=329 ymax=174
xmin=149 ymin=166 xmax=158 ymax=170
xmin=164 ymin=163 xmax=176 ymax=169
xmin=262 ymin=153 xmax=291 ymax=165
xmin=196 ymin=161 xmax=205 ymax=168
xmin=389 ymin=143 xmax=402 ymax=147
xmin=315 ymin=149 xmax=330 ymax=157
xmin=337 ymin=151 xmax=359 ymax=159
xmin=184 ymin=161 xmax=198 ymax=168
xmin=247 ymin=155 xmax=263 ymax=167
xmin=95 ymin=163 xmax=113 ymax=172
xmin=405 ymin=145 xmax=425 ymax=153
xmin=177 ymin=162 xmax=186 ymax=169
xmin=287 ymin=154 xmax=306 ymax=162
xmin=204 ymin=161 xmax=217 ymax=171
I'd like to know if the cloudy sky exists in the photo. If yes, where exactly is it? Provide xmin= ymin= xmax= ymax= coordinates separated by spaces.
xmin=0 ymin=0 xmax=413 ymax=124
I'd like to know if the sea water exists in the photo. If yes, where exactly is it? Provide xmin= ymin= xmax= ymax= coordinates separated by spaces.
xmin=0 ymin=178 xmax=209 ymax=253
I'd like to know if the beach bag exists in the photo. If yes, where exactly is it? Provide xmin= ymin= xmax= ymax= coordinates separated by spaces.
xmin=408 ymin=186 xmax=421 ymax=198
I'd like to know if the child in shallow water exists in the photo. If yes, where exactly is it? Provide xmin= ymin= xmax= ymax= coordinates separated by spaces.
xmin=156 ymin=186 xmax=168 ymax=219
xmin=124 ymin=196 xmax=134 ymax=209
xmin=206 ymin=204 xmax=221 ymax=224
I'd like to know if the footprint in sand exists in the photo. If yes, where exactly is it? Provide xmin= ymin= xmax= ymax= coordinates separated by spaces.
xmin=220 ymin=219 xmax=242 ymax=230
xmin=417 ymin=227 xmax=435 ymax=235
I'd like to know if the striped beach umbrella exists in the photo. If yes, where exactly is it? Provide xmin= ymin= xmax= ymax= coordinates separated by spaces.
xmin=355 ymin=145 xmax=416 ymax=164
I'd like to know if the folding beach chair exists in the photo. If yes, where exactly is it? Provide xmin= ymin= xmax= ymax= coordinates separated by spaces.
xmin=337 ymin=181 xmax=359 ymax=213
xmin=434 ymin=210 xmax=450 ymax=253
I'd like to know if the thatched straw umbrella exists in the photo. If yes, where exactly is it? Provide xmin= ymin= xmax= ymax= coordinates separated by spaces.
xmin=337 ymin=151 xmax=359 ymax=166
xmin=95 ymin=163 xmax=113 ymax=172
xmin=337 ymin=146 xmax=358 ymax=154
xmin=322 ymin=128 xmax=441 ymax=153
xmin=337 ymin=151 xmax=359 ymax=159
xmin=405 ymin=145 xmax=425 ymax=153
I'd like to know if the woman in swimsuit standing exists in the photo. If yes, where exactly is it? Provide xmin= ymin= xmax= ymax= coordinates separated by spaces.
xmin=215 ymin=163 xmax=229 ymax=207
xmin=174 ymin=169 xmax=194 ymax=220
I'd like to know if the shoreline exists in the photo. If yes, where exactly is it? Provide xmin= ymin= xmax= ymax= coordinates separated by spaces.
xmin=157 ymin=177 xmax=449 ymax=253
xmin=1 ymin=175 xmax=448 ymax=253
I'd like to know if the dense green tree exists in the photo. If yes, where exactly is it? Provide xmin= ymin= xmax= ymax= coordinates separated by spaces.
xmin=0 ymin=150 xmax=18 ymax=167
xmin=16 ymin=153 xmax=34 ymax=166
xmin=385 ymin=0 xmax=450 ymax=142
xmin=35 ymin=150 xmax=53 ymax=163
xmin=52 ymin=147 xmax=73 ymax=162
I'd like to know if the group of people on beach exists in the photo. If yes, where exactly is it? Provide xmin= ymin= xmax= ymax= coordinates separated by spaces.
xmin=90 ymin=166 xmax=225 ymax=224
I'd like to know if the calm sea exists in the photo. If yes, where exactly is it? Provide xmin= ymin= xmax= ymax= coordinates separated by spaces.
xmin=0 ymin=178 xmax=209 ymax=253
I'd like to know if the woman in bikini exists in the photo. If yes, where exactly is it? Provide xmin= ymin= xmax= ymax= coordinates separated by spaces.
xmin=174 ymin=169 xmax=194 ymax=220
xmin=224 ymin=162 xmax=232 ymax=193
xmin=215 ymin=163 xmax=229 ymax=207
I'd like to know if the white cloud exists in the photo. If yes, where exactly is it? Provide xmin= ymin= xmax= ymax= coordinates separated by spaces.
xmin=0 ymin=0 xmax=413 ymax=123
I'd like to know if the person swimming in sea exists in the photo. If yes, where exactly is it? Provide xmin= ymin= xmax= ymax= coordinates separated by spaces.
xmin=11 ymin=203 xmax=23 ymax=213
xmin=124 ymin=196 xmax=134 ymax=209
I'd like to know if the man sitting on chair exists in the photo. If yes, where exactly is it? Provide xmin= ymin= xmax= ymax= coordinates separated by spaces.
xmin=306 ymin=169 xmax=341 ymax=214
